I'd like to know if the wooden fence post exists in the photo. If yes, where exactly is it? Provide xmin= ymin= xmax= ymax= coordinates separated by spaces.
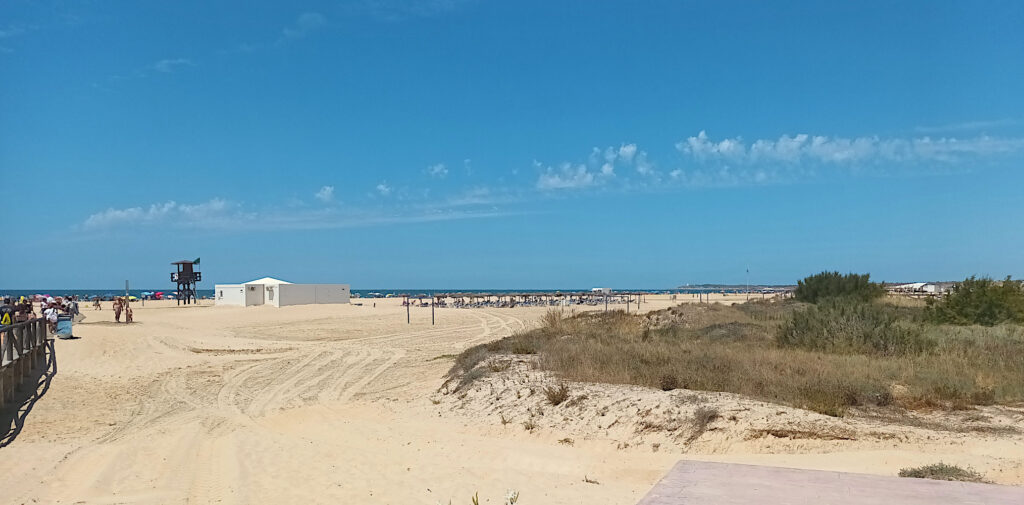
xmin=13 ymin=326 xmax=24 ymax=391
xmin=0 ymin=328 xmax=6 ymax=407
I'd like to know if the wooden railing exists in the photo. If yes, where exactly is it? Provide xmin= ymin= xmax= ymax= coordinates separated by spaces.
xmin=0 ymin=318 xmax=50 ymax=408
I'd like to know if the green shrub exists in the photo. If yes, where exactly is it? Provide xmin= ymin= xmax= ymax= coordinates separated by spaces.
xmin=794 ymin=271 xmax=885 ymax=304
xmin=777 ymin=299 xmax=934 ymax=356
xmin=926 ymin=276 xmax=1024 ymax=326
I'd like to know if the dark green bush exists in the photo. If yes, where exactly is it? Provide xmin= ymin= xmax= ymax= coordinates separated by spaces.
xmin=926 ymin=276 xmax=1024 ymax=326
xmin=794 ymin=271 xmax=885 ymax=304
xmin=777 ymin=299 xmax=934 ymax=356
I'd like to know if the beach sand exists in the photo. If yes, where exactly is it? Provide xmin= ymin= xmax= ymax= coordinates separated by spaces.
xmin=0 ymin=294 xmax=1020 ymax=504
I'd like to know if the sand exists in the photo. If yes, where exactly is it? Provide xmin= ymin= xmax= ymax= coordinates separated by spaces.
xmin=0 ymin=294 xmax=1020 ymax=504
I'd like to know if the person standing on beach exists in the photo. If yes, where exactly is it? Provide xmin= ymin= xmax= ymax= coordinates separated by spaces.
xmin=113 ymin=298 xmax=123 ymax=323
xmin=43 ymin=303 xmax=59 ymax=332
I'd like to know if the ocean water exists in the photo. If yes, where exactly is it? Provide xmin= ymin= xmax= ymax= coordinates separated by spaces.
xmin=0 ymin=287 xmax=750 ymax=300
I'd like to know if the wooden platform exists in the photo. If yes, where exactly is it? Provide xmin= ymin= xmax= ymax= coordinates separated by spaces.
xmin=637 ymin=461 xmax=1023 ymax=505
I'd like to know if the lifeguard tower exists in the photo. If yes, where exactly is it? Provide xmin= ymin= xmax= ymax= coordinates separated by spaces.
xmin=171 ymin=259 xmax=202 ymax=305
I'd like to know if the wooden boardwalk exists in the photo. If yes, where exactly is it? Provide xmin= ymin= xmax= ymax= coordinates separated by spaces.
xmin=0 ymin=318 xmax=50 ymax=407
xmin=637 ymin=461 xmax=1023 ymax=505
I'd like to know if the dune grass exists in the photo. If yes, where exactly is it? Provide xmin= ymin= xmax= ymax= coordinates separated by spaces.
xmin=446 ymin=300 xmax=1024 ymax=416
xmin=899 ymin=463 xmax=985 ymax=482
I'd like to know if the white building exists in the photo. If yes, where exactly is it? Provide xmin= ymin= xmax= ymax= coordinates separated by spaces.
xmin=214 ymin=277 xmax=350 ymax=307
xmin=888 ymin=282 xmax=937 ymax=294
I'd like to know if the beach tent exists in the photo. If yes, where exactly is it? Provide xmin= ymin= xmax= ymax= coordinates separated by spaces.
xmin=214 ymin=277 xmax=350 ymax=307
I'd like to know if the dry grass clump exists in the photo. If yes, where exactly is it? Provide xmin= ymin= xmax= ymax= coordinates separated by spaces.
xmin=488 ymin=359 xmax=512 ymax=372
xmin=543 ymin=383 xmax=570 ymax=405
xmin=777 ymin=299 xmax=935 ymax=356
xmin=447 ymin=300 xmax=1024 ymax=416
xmin=658 ymin=374 xmax=680 ymax=391
xmin=898 ymin=463 xmax=985 ymax=482
xmin=685 ymin=406 xmax=719 ymax=444
xmin=748 ymin=427 xmax=856 ymax=441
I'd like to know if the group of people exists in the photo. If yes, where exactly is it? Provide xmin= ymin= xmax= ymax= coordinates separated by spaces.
xmin=42 ymin=296 xmax=80 ymax=331
xmin=0 ymin=293 xmax=134 ymax=337
xmin=0 ymin=295 xmax=81 ymax=332
xmin=112 ymin=297 xmax=133 ymax=323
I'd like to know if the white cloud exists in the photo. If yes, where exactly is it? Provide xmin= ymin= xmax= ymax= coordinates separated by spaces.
xmin=426 ymin=163 xmax=448 ymax=178
xmin=634 ymin=151 xmax=653 ymax=175
xmin=152 ymin=58 xmax=193 ymax=73
xmin=83 ymin=199 xmax=234 ymax=229
xmin=376 ymin=182 xmax=392 ymax=196
xmin=314 ymin=185 xmax=335 ymax=202
xmin=445 ymin=186 xmax=499 ymax=207
xmin=538 ymin=142 xmax=656 ymax=190
xmin=81 ymin=196 xmax=508 ymax=232
xmin=678 ymin=130 xmax=1024 ymax=166
xmin=282 ymin=12 xmax=326 ymax=39
xmin=618 ymin=143 xmax=637 ymax=163
xmin=536 ymin=162 xmax=595 ymax=190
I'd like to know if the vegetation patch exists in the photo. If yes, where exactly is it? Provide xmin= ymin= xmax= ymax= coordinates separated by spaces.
xmin=926 ymin=276 xmax=1024 ymax=326
xmin=898 ymin=463 xmax=985 ymax=483
xmin=794 ymin=271 xmax=885 ymax=304
xmin=748 ymin=428 xmax=856 ymax=441
xmin=444 ymin=275 xmax=1024 ymax=417
xmin=777 ymin=298 xmax=935 ymax=356
xmin=543 ymin=383 xmax=570 ymax=406
xmin=685 ymin=406 xmax=719 ymax=444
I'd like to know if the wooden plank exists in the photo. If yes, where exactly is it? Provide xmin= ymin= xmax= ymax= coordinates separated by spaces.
xmin=637 ymin=461 xmax=1024 ymax=505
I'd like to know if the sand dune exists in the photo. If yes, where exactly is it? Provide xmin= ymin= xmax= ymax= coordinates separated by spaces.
xmin=0 ymin=295 xmax=1019 ymax=504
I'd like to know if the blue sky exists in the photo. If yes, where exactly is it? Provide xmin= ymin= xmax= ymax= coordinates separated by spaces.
xmin=2 ymin=1 xmax=1023 ymax=289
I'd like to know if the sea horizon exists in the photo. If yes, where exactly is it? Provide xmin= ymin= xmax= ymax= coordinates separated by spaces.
xmin=0 ymin=286 xmax=791 ymax=298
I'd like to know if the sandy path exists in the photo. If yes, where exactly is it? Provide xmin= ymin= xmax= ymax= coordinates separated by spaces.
xmin=0 ymin=297 xmax=687 ymax=504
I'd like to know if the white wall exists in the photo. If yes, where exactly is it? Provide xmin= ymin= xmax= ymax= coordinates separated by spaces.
xmin=275 ymin=284 xmax=350 ymax=306
xmin=278 ymin=284 xmax=317 ymax=307
xmin=244 ymin=284 xmax=265 ymax=306
xmin=215 ymin=284 xmax=246 ymax=306
xmin=315 ymin=284 xmax=350 ymax=304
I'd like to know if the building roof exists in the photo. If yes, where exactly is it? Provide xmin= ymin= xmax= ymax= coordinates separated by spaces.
xmin=245 ymin=277 xmax=292 ymax=285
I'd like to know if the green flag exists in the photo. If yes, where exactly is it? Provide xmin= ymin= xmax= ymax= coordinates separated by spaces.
xmin=193 ymin=257 xmax=201 ymax=265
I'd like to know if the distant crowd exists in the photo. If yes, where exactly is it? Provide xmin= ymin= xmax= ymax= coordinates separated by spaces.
xmin=0 ymin=295 xmax=80 ymax=331
xmin=0 ymin=294 xmax=134 ymax=332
